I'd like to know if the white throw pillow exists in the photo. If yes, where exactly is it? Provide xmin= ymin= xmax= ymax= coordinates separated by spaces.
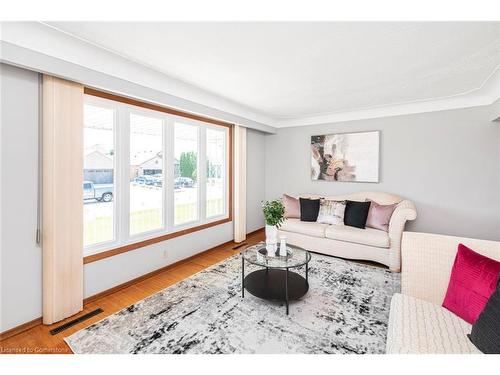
xmin=316 ymin=199 xmax=346 ymax=225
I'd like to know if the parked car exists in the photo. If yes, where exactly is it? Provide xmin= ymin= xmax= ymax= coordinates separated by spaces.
xmin=175 ymin=176 xmax=194 ymax=188
xmin=134 ymin=175 xmax=157 ymax=185
xmin=134 ymin=176 xmax=148 ymax=185
xmin=83 ymin=181 xmax=114 ymax=202
xmin=151 ymin=173 xmax=163 ymax=187
xmin=144 ymin=175 xmax=157 ymax=186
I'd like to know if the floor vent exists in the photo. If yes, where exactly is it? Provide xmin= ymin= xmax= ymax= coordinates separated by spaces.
xmin=49 ymin=308 xmax=103 ymax=335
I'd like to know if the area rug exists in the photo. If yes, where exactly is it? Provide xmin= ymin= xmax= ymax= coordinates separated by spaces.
xmin=65 ymin=245 xmax=400 ymax=354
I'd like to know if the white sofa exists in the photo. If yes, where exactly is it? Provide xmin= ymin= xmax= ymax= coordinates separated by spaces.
xmin=386 ymin=232 xmax=500 ymax=354
xmin=277 ymin=191 xmax=417 ymax=272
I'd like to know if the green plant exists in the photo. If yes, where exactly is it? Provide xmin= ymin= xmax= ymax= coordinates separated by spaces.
xmin=262 ymin=199 xmax=285 ymax=227
xmin=179 ymin=151 xmax=197 ymax=181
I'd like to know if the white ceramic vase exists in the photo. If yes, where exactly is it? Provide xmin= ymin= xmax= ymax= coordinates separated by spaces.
xmin=279 ymin=235 xmax=287 ymax=257
xmin=265 ymin=224 xmax=278 ymax=256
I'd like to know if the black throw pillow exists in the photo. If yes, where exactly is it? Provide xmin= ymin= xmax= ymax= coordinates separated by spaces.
xmin=299 ymin=198 xmax=320 ymax=222
xmin=468 ymin=277 xmax=500 ymax=354
xmin=344 ymin=200 xmax=371 ymax=229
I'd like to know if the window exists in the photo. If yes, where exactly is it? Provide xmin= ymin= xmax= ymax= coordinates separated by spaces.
xmin=83 ymin=104 xmax=115 ymax=247
xmin=174 ymin=122 xmax=199 ymax=226
xmin=130 ymin=113 xmax=164 ymax=235
xmin=82 ymin=91 xmax=232 ymax=258
xmin=206 ymin=128 xmax=227 ymax=218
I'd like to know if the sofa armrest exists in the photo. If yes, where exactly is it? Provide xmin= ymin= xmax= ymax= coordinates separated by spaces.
xmin=387 ymin=200 xmax=417 ymax=272
xmin=401 ymin=232 xmax=500 ymax=305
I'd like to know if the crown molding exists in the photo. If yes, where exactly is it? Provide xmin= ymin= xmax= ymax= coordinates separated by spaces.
xmin=270 ymin=64 xmax=500 ymax=128
xmin=1 ymin=21 xmax=499 ymax=130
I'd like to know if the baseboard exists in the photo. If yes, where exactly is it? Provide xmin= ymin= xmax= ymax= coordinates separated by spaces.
xmin=245 ymin=227 xmax=264 ymax=238
xmin=0 ymin=317 xmax=43 ymax=341
xmin=0 ymin=227 xmax=264 ymax=341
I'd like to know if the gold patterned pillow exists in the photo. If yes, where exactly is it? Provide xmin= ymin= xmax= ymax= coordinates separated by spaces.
xmin=316 ymin=199 xmax=346 ymax=225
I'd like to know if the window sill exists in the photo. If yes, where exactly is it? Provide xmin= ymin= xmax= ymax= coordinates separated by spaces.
xmin=83 ymin=216 xmax=232 ymax=264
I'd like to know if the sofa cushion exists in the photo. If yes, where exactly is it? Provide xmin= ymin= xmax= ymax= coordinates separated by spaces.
xmin=366 ymin=199 xmax=397 ymax=232
xmin=299 ymin=198 xmax=320 ymax=222
xmin=468 ymin=278 xmax=500 ymax=353
xmin=386 ymin=293 xmax=481 ymax=354
xmin=316 ymin=199 xmax=346 ymax=225
xmin=283 ymin=194 xmax=300 ymax=219
xmin=280 ymin=218 xmax=328 ymax=238
xmin=442 ymin=243 xmax=500 ymax=324
xmin=325 ymin=225 xmax=389 ymax=248
xmin=344 ymin=200 xmax=371 ymax=229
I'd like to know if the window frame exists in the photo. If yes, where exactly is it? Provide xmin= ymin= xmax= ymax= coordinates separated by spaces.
xmin=82 ymin=98 xmax=119 ymax=252
xmin=127 ymin=107 xmax=166 ymax=239
xmin=83 ymin=88 xmax=233 ymax=264
xmin=172 ymin=118 xmax=202 ymax=228
xmin=205 ymin=126 xmax=229 ymax=220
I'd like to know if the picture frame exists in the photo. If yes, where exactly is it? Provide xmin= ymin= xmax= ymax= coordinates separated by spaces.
xmin=311 ymin=130 xmax=380 ymax=183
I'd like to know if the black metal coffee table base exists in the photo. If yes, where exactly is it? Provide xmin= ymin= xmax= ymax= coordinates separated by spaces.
xmin=242 ymin=269 xmax=309 ymax=314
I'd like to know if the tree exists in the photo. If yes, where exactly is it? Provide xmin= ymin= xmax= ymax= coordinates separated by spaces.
xmin=179 ymin=151 xmax=197 ymax=181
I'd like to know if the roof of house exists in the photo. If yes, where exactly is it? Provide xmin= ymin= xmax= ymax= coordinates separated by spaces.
xmin=84 ymin=150 xmax=113 ymax=169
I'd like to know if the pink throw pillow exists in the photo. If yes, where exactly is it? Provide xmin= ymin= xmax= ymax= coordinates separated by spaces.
xmin=365 ymin=199 xmax=397 ymax=232
xmin=282 ymin=194 xmax=300 ymax=218
xmin=442 ymin=244 xmax=500 ymax=324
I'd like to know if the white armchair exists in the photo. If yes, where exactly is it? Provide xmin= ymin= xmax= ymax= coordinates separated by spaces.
xmin=386 ymin=231 xmax=500 ymax=354
xmin=401 ymin=231 xmax=500 ymax=304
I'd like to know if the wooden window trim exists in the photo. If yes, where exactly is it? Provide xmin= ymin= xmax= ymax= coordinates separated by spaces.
xmin=83 ymin=88 xmax=234 ymax=265
xmin=83 ymin=217 xmax=232 ymax=264
xmin=84 ymin=87 xmax=233 ymax=128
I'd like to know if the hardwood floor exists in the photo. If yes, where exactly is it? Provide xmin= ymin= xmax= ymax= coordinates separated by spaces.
xmin=0 ymin=230 xmax=264 ymax=354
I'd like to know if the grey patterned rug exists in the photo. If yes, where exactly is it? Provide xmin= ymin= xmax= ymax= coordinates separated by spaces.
xmin=65 ymin=245 xmax=400 ymax=354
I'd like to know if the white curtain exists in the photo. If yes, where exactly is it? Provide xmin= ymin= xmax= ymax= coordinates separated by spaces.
xmin=42 ymin=75 xmax=84 ymax=324
xmin=233 ymin=125 xmax=247 ymax=242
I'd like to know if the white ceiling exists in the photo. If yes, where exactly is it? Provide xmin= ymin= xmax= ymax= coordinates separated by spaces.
xmin=2 ymin=21 xmax=497 ymax=129
xmin=45 ymin=22 xmax=500 ymax=120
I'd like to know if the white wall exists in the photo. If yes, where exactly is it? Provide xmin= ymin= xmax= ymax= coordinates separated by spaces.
xmin=0 ymin=64 xmax=42 ymax=332
xmin=84 ymin=223 xmax=233 ymax=297
xmin=0 ymin=64 xmax=266 ymax=332
xmin=265 ymin=104 xmax=500 ymax=241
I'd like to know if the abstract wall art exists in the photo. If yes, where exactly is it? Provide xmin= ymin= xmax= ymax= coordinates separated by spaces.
xmin=311 ymin=131 xmax=379 ymax=183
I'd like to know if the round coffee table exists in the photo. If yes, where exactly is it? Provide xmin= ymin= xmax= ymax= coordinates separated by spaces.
xmin=241 ymin=243 xmax=311 ymax=315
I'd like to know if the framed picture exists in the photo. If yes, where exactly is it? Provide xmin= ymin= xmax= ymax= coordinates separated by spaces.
xmin=311 ymin=130 xmax=380 ymax=183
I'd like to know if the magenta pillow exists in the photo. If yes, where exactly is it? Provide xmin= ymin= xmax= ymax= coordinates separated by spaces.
xmin=282 ymin=194 xmax=300 ymax=219
xmin=442 ymin=244 xmax=500 ymax=324
xmin=365 ymin=199 xmax=397 ymax=232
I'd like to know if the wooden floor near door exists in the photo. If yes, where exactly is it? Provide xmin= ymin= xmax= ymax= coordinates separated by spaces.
xmin=0 ymin=229 xmax=265 ymax=354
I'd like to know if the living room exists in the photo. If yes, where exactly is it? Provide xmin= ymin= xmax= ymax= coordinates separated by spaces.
xmin=1 ymin=1 xmax=499 ymax=373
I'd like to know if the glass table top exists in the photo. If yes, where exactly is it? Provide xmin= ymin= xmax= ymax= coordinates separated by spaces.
xmin=242 ymin=243 xmax=311 ymax=269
